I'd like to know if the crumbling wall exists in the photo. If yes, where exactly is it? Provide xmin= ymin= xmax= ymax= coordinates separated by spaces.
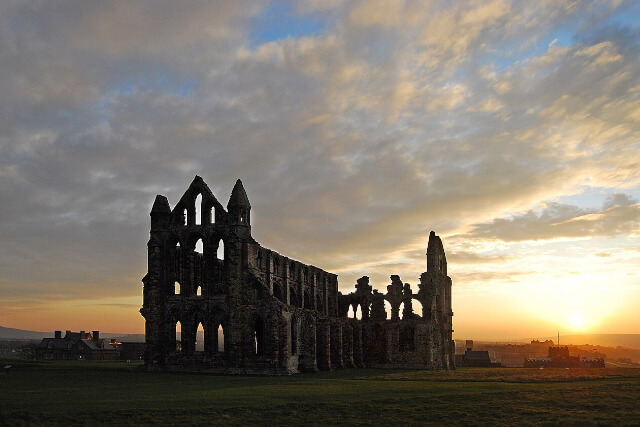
xmin=141 ymin=177 xmax=453 ymax=374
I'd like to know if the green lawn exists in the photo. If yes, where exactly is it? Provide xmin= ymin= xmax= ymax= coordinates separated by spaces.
xmin=1 ymin=360 xmax=639 ymax=425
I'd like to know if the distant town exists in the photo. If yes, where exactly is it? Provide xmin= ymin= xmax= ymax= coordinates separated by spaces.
xmin=2 ymin=326 xmax=639 ymax=368
xmin=455 ymin=339 xmax=639 ymax=368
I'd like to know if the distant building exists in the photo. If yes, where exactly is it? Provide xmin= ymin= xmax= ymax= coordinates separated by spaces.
xmin=524 ymin=346 xmax=604 ymax=368
xmin=36 ymin=330 xmax=119 ymax=361
xmin=458 ymin=349 xmax=495 ymax=367
xmin=455 ymin=341 xmax=499 ymax=367
xmin=116 ymin=341 xmax=146 ymax=361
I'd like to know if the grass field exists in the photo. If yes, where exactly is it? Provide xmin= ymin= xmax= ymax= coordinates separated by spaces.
xmin=1 ymin=360 xmax=639 ymax=426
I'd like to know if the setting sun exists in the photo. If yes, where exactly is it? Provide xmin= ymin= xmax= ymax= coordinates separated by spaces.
xmin=569 ymin=314 xmax=586 ymax=329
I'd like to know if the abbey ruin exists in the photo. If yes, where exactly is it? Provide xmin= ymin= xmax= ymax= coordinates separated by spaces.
xmin=141 ymin=176 xmax=454 ymax=374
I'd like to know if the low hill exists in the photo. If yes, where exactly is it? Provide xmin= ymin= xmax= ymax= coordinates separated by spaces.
xmin=534 ymin=334 xmax=640 ymax=349
xmin=0 ymin=326 xmax=50 ymax=340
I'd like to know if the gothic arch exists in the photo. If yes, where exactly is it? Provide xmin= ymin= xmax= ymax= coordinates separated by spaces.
xmin=269 ymin=282 xmax=281 ymax=303
xmin=253 ymin=316 xmax=265 ymax=356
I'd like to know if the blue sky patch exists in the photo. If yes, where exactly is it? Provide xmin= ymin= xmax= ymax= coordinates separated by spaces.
xmin=249 ymin=0 xmax=325 ymax=48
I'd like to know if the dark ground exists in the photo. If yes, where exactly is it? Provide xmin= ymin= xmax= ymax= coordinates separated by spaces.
xmin=1 ymin=360 xmax=639 ymax=425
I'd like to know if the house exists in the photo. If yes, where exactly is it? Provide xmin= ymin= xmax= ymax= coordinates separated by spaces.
xmin=460 ymin=349 xmax=492 ymax=367
xmin=36 ymin=330 xmax=119 ymax=361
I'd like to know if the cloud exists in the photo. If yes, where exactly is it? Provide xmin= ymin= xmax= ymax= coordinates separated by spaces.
xmin=595 ymin=251 xmax=613 ymax=257
xmin=448 ymin=252 xmax=512 ymax=264
xmin=1 ymin=0 xmax=639 ymax=323
xmin=452 ymin=270 xmax=532 ymax=286
xmin=461 ymin=194 xmax=640 ymax=242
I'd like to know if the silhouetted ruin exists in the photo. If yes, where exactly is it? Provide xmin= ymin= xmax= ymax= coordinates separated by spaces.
xmin=140 ymin=176 xmax=455 ymax=374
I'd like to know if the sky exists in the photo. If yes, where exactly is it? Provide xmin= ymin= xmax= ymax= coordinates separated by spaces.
xmin=1 ymin=0 xmax=639 ymax=340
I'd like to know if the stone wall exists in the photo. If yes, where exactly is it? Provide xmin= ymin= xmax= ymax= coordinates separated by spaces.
xmin=141 ymin=177 xmax=454 ymax=374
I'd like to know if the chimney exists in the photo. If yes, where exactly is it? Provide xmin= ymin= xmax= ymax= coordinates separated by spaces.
xmin=92 ymin=331 xmax=100 ymax=341
xmin=55 ymin=331 xmax=61 ymax=339
xmin=466 ymin=340 xmax=474 ymax=352
xmin=80 ymin=330 xmax=85 ymax=339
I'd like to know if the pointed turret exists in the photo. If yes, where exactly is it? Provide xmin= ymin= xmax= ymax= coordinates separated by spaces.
xmin=150 ymin=195 xmax=171 ymax=229
xmin=227 ymin=179 xmax=251 ymax=226
xmin=227 ymin=179 xmax=251 ymax=209
xmin=151 ymin=195 xmax=170 ymax=213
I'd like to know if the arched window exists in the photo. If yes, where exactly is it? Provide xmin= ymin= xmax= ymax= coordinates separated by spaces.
xmin=195 ymin=238 xmax=203 ymax=254
xmin=217 ymin=325 xmax=225 ymax=352
xmin=216 ymin=239 xmax=224 ymax=260
xmin=273 ymin=283 xmax=283 ymax=302
xmin=174 ymin=282 xmax=180 ymax=295
xmin=399 ymin=326 xmax=415 ymax=352
xmin=254 ymin=318 xmax=264 ymax=356
xmin=304 ymin=290 xmax=312 ymax=309
xmin=384 ymin=300 xmax=392 ymax=320
xmin=347 ymin=305 xmax=355 ymax=319
xmin=355 ymin=304 xmax=362 ymax=320
xmin=183 ymin=208 xmax=187 ymax=226
xmin=413 ymin=299 xmax=424 ymax=319
xmin=291 ymin=316 xmax=297 ymax=356
xmin=196 ymin=322 xmax=204 ymax=352
xmin=175 ymin=321 xmax=182 ymax=351
xmin=196 ymin=286 xmax=202 ymax=296
xmin=289 ymin=286 xmax=297 ymax=307
xmin=195 ymin=194 xmax=202 ymax=225
xmin=174 ymin=240 xmax=181 ymax=274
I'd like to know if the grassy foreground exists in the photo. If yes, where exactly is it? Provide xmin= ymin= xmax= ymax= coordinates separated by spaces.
xmin=1 ymin=360 xmax=639 ymax=426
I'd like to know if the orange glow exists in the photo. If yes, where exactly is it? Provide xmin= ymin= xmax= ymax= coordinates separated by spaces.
xmin=569 ymin=314 xmax=586 ymax=330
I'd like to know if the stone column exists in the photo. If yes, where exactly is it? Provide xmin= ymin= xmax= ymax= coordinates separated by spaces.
xmin=315 ymin=319 xmax=331 ymax=371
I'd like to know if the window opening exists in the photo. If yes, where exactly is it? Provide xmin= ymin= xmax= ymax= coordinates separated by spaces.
xmin=196 ymin=322 xmax=204 ymax=352
xmin=195 ymin=194 xmax=202 ymax=225
xmin=273 ymin=283 xmax=283 ymax=302
xmin=347 ymin=305 xmax=355 ymax=319
xmin=413 ymin=299 xmax=424 ymax=318
xmin=291 ymin=317 xmax=297 ymax=356
xmin=399 ymin=326 xmax=415 ymax=352
xmin=217 ymin=325 xmax=225 ymax=352
xmin=254 ymin=318 xmax=264 ymax=356
xmin=384 ymin=300 xmax=392 ymax=320
xmin=176 ymin=321 xmax=182 ymax=351
xmin=217 ymin=239 xmax=224 ymax=260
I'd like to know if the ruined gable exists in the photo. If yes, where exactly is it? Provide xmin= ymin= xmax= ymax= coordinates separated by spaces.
xmin=141 ymin=177 xmax=454 ymax=374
